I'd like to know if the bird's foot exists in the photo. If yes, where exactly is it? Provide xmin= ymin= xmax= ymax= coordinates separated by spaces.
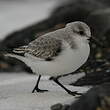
xmin=32 ymin=88 xmax=48 ymax=93
xmin=51 ymin=76 xmax=82 ymax=96
xmin=67 ymin=91 xmax=82 ymax=96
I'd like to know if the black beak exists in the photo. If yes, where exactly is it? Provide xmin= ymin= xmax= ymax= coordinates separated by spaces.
xmin=90 ymin=36 xmax=105 ymax=48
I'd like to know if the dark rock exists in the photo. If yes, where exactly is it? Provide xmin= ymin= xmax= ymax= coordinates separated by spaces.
xmin=51 ymin=103 xmax=63 ymax=110
xmin=71 ymin=59 xmax=110 ymax=86
xmin=51 ymin=83 xmax=110 ymax=110
xmin=87 ymin=8 xmax=110 ymax=47
xmin=72 ymin=70 xmax=110 ymax=86
xmin=51 ymin=103 xmax=70 ymax=110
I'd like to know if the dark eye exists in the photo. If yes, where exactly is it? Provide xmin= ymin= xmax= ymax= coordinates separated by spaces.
xmin=78 ymin=30 xmax=85 ymax=35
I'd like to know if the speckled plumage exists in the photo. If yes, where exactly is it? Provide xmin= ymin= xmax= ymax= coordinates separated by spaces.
xmin=23 ymin=36 xmax=62 ymax=59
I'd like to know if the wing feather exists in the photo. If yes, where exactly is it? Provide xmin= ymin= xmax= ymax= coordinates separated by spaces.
xmin=14 ymin=36 xmax=63 ymax=60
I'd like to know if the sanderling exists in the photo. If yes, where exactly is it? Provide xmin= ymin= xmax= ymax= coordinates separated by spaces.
xmin=5 ymin=21 xmax=92 ymax=95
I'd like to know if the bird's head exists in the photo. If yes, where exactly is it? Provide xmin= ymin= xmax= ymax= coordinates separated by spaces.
xmin=65 ymin=21 xmax=91 ymax=42
xmin=65 ymin=21 xmax=105 ymax=48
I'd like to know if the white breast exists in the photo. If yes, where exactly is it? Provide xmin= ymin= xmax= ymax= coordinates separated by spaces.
xmin=24 ymin=40 xmax=90 ymax=76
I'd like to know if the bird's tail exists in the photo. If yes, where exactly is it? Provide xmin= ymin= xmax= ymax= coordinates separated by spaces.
xmin=13 ymin=46 xmax=28 ymax=54
xmin=4 ymin=53 xmax=26 ymax=63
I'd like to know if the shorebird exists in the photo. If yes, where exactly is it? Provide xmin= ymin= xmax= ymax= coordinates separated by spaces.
xmin=5 ymin=21 xmax=92 ymax=95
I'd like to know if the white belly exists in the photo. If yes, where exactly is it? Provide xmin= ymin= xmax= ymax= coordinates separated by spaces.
xmin=25 ymin=43 xmax=90 ymax=76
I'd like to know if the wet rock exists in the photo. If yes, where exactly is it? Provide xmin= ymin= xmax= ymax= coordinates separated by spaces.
xmin=51 ymin=83 xmax=110 ymax=110
xmin=71 ymin=59 xmax=110 ymax=86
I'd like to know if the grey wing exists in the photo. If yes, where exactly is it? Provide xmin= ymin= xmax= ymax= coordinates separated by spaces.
xmin=14 ymin=36 xmax=63 ymax=60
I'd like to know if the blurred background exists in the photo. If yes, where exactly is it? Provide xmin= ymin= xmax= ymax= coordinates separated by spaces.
xmin=0 ymin=0 xmax=110 ymax=86
xmin=0 ymin=0 xmax=57 ymax=40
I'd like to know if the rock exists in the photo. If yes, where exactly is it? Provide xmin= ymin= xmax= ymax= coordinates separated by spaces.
xmin=87 ymin=8 xmax=110 ymax=47
xmin=71 ymin=60 xmax=110 ymax=86
xmin=51 ymin=83 xmax=110 ymax=110
xmin=51 ymin=103 xmax=63 ymax=110
xmin=51 ymin=103 xmax=70 ymax=110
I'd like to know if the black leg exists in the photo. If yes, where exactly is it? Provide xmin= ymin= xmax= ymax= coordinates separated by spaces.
xmin=32 ymin=75 xmax=48 ymax=93
xmin=51 ymin=77 xmax=82 ymax=96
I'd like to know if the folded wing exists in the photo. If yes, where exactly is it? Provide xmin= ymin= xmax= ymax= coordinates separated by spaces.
xmin=13 ymin=36 xmax=63 ymax=60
